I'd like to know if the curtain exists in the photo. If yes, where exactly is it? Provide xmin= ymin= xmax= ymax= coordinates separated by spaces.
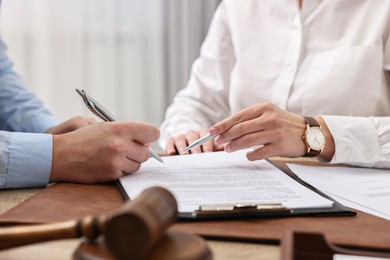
xmin=1 ymin=0 xmax=220 ymax=126
xmin=164 ymin=0 xmax=221 ymax=103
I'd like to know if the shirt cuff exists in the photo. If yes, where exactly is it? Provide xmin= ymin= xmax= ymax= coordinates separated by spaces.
xmin=6 ymin=132 xmax=53 ymax=188
xmin=322 ymin=115 xmax=381 ymax=165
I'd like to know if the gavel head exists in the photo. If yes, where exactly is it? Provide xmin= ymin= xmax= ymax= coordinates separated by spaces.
xmin=103 ymin=186 xmax=178 ymax=260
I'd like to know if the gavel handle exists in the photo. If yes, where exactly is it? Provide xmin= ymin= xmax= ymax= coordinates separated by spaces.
xmin=0 ymin=220 xmax=79 ymax=250
xmin=0 ymin=216 xmax=105 ymax=250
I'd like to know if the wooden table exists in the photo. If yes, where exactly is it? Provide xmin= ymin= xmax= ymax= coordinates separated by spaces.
xmin=2 ymin=157 xmax=388 ymax=259
xmin=0 ymin=188 xmax=280 ymax=260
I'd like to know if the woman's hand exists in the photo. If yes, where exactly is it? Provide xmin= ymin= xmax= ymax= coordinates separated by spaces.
xmin=209 ymin=102 xmax=307 ymax=161
xmin=165 ymin=129 xmax=224 ymax=155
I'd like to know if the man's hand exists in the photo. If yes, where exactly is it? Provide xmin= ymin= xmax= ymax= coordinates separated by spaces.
xmin=46 ymin=116 xmax=97 ymax=134
xmin=209 ymin=102 xmax=307 ymax=161
xmin=50 ymin=121 xmax=160 ymax=184
xmin=165 ymin=129 xmax=224 ymax=155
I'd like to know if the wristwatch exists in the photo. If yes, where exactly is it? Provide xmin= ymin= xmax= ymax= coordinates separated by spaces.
xmin=302 ymin=116 xmax=326 ymax=157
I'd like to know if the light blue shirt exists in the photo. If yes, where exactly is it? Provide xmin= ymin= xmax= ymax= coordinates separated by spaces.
xmin=0 ymin=12 xmax=61 ymax=188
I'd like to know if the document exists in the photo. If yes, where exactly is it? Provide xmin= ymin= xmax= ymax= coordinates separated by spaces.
xmin=120 ymin=150 xmax=333 ymax=213
xmin=288 ymin=164 xmax=390 ymax=220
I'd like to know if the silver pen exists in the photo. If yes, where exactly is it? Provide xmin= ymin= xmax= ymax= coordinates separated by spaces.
xmin=76 ymin=89 xmax=164 ymax=163
xmin=183 ymin=133 xmax=217 ymax=152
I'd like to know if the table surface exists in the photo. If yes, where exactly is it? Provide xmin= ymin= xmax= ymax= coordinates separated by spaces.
xmin=0 ymin=188 xmax=280 ymax=260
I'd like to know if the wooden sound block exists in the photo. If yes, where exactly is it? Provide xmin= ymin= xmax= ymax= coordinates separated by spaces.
xmin=73 ymin=230 xmax=212 ymax=260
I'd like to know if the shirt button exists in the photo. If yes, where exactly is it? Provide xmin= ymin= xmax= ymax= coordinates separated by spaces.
xmin=343 ymin=147 xmax=351 ymax=158
xmin=287 ymin=65 xmax=296 ymax=74
xmin=291 ymin=41 xmax=298 ymax=49
xmin=290 ymin=15 xmax=300 ymax=27
xmin=364 ymin=149 xmax=373 ymax=160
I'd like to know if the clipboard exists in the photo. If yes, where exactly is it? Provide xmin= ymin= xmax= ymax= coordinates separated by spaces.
xmin=117 ymin=157 xmax=356 ymax=221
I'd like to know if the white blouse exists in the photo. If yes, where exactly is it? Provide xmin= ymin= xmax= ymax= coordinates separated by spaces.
xmin=160 ymin=0 xmax=390 ymax=168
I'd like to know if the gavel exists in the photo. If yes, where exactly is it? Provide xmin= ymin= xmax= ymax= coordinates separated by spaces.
xmin=0 ymin=186 xmax=211 ymax=259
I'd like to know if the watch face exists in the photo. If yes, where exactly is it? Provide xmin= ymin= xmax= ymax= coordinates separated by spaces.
xmin=306 ymin=127 xmax=326 ymax=150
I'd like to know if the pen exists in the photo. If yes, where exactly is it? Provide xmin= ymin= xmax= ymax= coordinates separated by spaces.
xmin=76 ymin=89 xmax=164 ymax=163
xmin=183 ymin=133 xmax=217 ymax=152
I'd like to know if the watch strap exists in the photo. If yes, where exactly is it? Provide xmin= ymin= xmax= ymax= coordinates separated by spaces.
xmin=305 ymin=148 xmax=320 ymax=157
xmin=303 ymin=116 xmax=320 ymax=127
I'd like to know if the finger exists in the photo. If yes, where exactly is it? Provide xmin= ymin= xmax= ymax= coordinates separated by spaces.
xmin=200 ymin=129 xmax=214 ymax=152
xmin=122 ymin=158 xmax=142 ymax=174
xmin=120 ymin=122 xmax=160 ymax=144
xmin=70 ymin=116 xmax=94 ymax=129
xmin=87 ymin=117 xmax=97 ymax=125
xmin=215 ymin=117 xmax=264 ymax=145
xmin=186 ymin=131 xmax=202 ymax=154
xmin=246 ymin=144 xmax=281 ymax=161
xmin=166 ymin=138 xmax=178 ymax=155
xmin=210 ymin=104 xmax=265 ymax=135
xmin=173 ymin=134 xmax=190 ymax=155
xmin=126 ymin=144 xmax=150 ymax=163
xmin=225 ymin=130 xmax=268 ymax=153
xmin=213 ymin=144 xmax=225 ymax=151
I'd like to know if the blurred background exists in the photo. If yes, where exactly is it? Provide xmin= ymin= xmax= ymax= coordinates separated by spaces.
xmin=1 ymin=0 xmax=221 ymax=126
